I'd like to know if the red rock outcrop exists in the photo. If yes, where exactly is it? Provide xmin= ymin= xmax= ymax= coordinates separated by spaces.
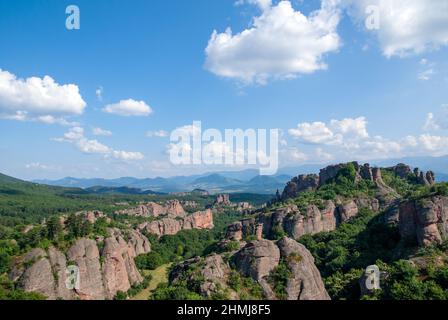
xmin=214 ymin=194 xmax=231 ymax=206
xmin=398 ymin=196 xmax=448 ymax=246
xmin=140 ymin=209 xmax=214 ymax=237
xmin=114 ymin=200 xmax=185 ymax=218
xmin=10 ymin=229 xmax=151 ymax=300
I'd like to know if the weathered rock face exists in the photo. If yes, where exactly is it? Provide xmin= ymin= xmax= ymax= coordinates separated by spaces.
xmin=387 ymin=164 xmax=435 ymax=186
xmin=83 ymin=211 xmax=107 ymax=224
xmin=214 ymin=194 xmax=231 ymax=206
xmin=282 ymin=174 xmax=319 ymax=200
xmin=67 ymin=238 xmax=106 ymax=300
xmin=319 ymin=163 xmax=350 ymax=185
xmin=337 ymin=200 xmax=359 ymax=224
xmin=398 ymin=196 xmax=448 ymax=246
xmin=165 ymin=200 xmax=186 ymax=218
xmin=282 ymin=203 xmax=337 ymax=239
xmin=140 ymin=209 xmax=214 ymax=237
xmin=277 ymin=237 xmax=330 ymax=300
xmin=183 ymin=209 xmax=214 ymax=230
xmin=226 ymin=222 xmax=243 ymax=241
xmin=143 ymin=218 xmax=183 ymax=237
xmin=232 ymin=240 xmax=280 ymax=281
xmin=115 ymin=200 xmax=186 ymax=218
xmin=393 ymin=163 xmax=412 ymax=179
xmin=101 ymin=231 xmax=145 ymax=299
xmin=10 ymin=248 xmax=59 ymax=300
xmin=10 ymin=229 xmax=151 ymax=300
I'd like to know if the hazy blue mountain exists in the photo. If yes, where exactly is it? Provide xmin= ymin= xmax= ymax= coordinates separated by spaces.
xmin=83 ymin=186 xmax=164 ymax=195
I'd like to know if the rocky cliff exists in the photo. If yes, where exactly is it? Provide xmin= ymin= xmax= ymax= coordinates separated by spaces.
xmin=138 ymin=209 xmax=214 ymax=237
xmin=115 ymin=199 xmax=185 ymax=218
xmin=398 ymin=195 xmax=448 ymax=247
xmin=231 ymin=197 xmax=379 ymax=241
xmin=9 ymin=229 xmax=151 ymax=300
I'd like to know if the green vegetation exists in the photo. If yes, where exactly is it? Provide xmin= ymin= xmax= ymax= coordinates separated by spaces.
xmin=267 ymin=259 xmax=292 ymax=299
xmin=227 ymin=270 xmax=264 ymax=300
xmin=136 ymin=211 xmax=252 ymax=270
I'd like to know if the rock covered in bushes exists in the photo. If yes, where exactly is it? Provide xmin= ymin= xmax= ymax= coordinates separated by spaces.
xmin=167 ymin=237 xmax=329 ymax=300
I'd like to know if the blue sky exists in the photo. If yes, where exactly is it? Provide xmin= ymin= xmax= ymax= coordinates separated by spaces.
xmin=0 ymin=0 xmax=448 ymax=179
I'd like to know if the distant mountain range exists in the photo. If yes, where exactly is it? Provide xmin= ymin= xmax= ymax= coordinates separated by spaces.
xmin=34 ymin=173 xmax=291 ymax=194
xmin=32 ymin=156 xmax=448 ymax=194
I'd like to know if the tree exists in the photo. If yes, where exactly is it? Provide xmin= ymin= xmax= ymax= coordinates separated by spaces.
xmin=46 ymin=216 xmax=62 ymax=241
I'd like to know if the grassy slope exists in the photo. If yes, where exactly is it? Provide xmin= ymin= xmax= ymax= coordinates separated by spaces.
xmin=131 ymin=264 xmax=171 ymax=300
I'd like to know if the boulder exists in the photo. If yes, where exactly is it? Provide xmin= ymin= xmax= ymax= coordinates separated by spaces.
xmin=165 ymin=200 xmax=186 ymax=218
xmin=277 ymin=237 xmax=330 ymax=300
xmin=11 ymin=248 xmax=57 ymax=300
xmin=337 ymin=201 xmax=359 ymax=223
xmin=214 ymin=194 xmax=231 ymax=206
xmin=232 ymin=240 xmax=280 ymax=281
xmin=67 ymin=238 xmax=106 ymax=300
xmin=281 ymin=174 xmax=319 ymax=200
xmin=398 ymin=196 xmax=448 ymax=246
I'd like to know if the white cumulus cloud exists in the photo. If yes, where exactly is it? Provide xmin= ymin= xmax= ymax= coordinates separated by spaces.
xmin=0 ymin=69 xmax=86 ymax=123
xmin=288 ymin=117 xmax=368 ymax=145
xmin=205 ymin=0 xmax=341 ymax=84
xmin=345 ymin=0 xmax=448 ymax=57
xmin=103 ymin=99 xmax=153 ymax=117
xmin=54 ymin=127 xmax=144 ymax=161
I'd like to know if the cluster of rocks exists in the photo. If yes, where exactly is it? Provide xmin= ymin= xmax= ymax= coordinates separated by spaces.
xmin=213 ymin=194 xmax=254 ymax=213
xmin=281 ymin=162 xmax=435 ymax=201
xmin=169 ymin=237 xmax=329 ymax=300
xmin=114 ymin=200 xmax=186 ymax=218
xmin=138 ymin=209 xmax=214 ymax=237
xmin=389 ymin=163 xmax=435 ymax=186
xmin=229 ymin=197 xmax=379 ymax=241
xmin=9 ymin=228 xmax=151 ymax=300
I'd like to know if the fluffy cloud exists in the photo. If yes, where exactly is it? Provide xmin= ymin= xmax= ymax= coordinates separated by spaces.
xmin=287 ymin=115 xmax=448 ymax=162
xmin=205 ymin=0 xmax=341 ymax=84
xmin=92 ymin=127 xmax=112 ymax=136
xmin=0 ymin=69 xmax=86 ymax=123
xmin=345 ymin=0 xmax=448 ymax=57
xmin=288 ymin=117 xmax=368 ymax=145
xmin=423 ymin=106 xmax=448 ymax=131
xmin=146 ymin=130 xmax=168 ymax=138
xmin=103 ymin=99 xmax=153 ymax=117
xmin=54 ymin=127 xmax=144 ymax=161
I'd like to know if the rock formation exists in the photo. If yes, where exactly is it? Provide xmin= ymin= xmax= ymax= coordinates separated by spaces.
xmin=167 ymin=237 xmax=329 ymax=300
xmin=114 ymin=200 xmax=186 ymax=218
xmin=139 ymin=209 xmax=214 ymax=237
xmin=281 ymin=174 xmax=319 ymax=200
xmin=277 ymin=237 xmax=330 ymax=300
xmin=230 ymin=196 xmax=382 ymax=241
xmin=214 ymin=194 xmax=231 ymax=206
xmin=9 ymin=229 xmax=151 ymax=300
xmin=398 ymin=196 xmax=448 ymax=246
xmin=281 ymin=162 xmax=436 ymax=203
